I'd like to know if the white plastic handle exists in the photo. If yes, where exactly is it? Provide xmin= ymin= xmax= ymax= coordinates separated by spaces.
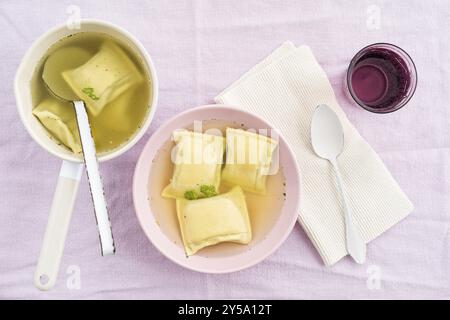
xmin=331 ymin=159 xmax=366 ymax=264
xmin=34 ymin=160 xmax=83 ymax=290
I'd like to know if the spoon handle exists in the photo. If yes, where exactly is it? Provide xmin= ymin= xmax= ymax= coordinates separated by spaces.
xmin=330 ymin=159 xmax=366 ymax=264
xmin=73 ymin=101 xmax=115 ymax=256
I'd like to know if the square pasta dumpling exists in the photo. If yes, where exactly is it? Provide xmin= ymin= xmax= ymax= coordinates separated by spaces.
xmin=33 ymin=98 xmax=81 ymax=154
xmin=222 ymin=128 xmax=278 ymax=194
xmin=176 ymin=186 xmax=252 ymax=255
xmin=62 ymin=40 xmax=143 ymax=116
xmin=162 ymin=130 xmax=225 ymax=199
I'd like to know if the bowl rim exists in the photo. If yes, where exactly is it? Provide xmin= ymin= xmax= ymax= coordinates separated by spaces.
xmin=132 ymin=104 xmax=301 ymax=273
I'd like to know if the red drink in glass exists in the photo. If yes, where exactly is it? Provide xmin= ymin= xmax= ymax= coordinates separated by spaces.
xmin=347 ymin=43 xmax=417 ymax=113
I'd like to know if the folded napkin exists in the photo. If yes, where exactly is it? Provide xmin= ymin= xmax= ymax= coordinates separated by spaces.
xmin=215 ymin=42 xmax=414 ymax=266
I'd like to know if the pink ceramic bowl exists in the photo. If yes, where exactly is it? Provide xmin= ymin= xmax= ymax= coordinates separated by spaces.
xmin=133 ymin=105 xmax=300 ymax=273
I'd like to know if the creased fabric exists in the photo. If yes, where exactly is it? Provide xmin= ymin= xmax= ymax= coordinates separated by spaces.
xmin=0 ymin=0 xmax=449 ymax=299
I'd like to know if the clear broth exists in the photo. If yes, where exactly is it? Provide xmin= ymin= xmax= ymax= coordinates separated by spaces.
xmin=31 ymin=32 xmax=152 ymax=154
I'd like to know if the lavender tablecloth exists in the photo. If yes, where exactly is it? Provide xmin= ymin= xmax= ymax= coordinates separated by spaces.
xmin=0 ymin=0 xmax=449 ymax=299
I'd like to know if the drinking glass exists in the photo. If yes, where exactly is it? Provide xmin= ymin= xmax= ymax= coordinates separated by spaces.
xmin=347 ymin=43 xmax=417 ymax=113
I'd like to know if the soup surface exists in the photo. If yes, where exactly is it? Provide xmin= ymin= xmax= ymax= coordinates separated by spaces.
xmin=31 ymin=32 xmax=152 ymax=154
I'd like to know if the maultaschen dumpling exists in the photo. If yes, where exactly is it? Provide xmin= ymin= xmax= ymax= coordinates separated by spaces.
xmin=162 ymin=130 xmax=225 ymax=199
xmin=62 ymin=41 xmax=143 ymax=116
xmin=222 ymin=128 xmax=278 ymax=194
xmin=176 ymin=186 xmax=252 ymax=255
xmin=32 ymin=98 xmax=82 ymax=153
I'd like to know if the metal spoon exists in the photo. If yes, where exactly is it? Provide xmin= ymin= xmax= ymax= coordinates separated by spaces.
xmin=311 ymin=104 xmax=366 ymax=264
xmin=39 ymin=46 xmax=115 ymax=267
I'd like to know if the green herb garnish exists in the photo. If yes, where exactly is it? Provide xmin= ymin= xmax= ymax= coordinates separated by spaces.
xmin=184 ymin=190 xmax=199 ymax=200
xmin=184 ymin=185 xmax=218 ymax=200
xmin=82 ymin=87 xmax=100 ymax=101
xmin=200 ymin=185 xmax=217 ymax=198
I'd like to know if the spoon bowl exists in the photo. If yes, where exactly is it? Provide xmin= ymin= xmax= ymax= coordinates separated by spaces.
xmin=42 ymin=46 xmax=91 ymax=101
xmin=311 ymin=104 xmax=344 ymax=161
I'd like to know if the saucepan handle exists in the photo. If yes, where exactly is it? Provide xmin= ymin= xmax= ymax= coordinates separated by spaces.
xmin=34 ymin=160 xmax=83 ymax=291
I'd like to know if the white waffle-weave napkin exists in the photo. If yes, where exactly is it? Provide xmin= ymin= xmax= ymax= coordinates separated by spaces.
xmin=215 ymin=42 xmax=413 ymax=266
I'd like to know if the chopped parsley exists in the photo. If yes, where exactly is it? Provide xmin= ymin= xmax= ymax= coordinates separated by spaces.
xmin=184 ymin=190 xmax=199 ymax=200
xmin=199 ymin=185 xmax=217 ymax=198
xmin=82 ymin=87 xmax=100 ymax=101
xmin=184 ymin=185 xmax=218 ymax=200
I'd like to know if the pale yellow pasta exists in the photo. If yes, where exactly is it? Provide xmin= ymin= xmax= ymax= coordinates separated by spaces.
xmin=32 ymin=98 xmax=81 ymax=153
xmin=222 ymin=128 xmax=278 ymax=194
xmin=62 ymin=40 xmax=143 ymax=116
xmin=162 ymin=130 xmax=225 ymax=199
xmin=176 ymin=186 xmax=252 ymax=255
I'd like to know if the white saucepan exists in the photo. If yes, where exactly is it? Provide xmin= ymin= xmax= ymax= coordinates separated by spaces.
xmin=14 ymin=19 xmax=158 ymax=290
